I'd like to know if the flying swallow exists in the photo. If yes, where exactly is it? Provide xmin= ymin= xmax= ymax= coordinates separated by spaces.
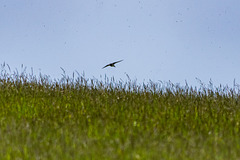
xmin=102 ymin=60 xmax=123 ymax=69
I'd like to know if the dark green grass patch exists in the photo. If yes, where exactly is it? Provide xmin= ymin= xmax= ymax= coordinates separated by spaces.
xmin=0 ymin=65 xmax=240 ymax=159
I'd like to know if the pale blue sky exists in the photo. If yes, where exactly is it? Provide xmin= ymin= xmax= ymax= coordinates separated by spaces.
xmin=1 ymin=0 xmax=240 ymax=86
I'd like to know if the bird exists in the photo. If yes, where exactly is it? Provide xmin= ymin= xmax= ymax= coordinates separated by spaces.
xmin=102 ymin=60 xmax=123 ymax=69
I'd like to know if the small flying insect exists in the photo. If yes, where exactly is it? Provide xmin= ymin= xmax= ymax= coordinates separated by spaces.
xmin=102 ymin=60 xmax=123 ymax=69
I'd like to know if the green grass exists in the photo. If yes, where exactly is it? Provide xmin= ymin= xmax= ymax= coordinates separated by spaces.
xmin=0 ymin=64 xmax=240 ymax=159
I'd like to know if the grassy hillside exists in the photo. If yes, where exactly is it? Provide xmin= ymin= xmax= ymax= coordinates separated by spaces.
xmin=0 ymin=65 xmax=240 ymax=159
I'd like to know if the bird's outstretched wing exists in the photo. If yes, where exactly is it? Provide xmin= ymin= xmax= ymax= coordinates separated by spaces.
xmin=112 ymin=60 xmax=123 ymax=65
xmin=102 ymin=60 xmax=123 ymax=69
xmin=102 ymin=64 xmax=111 ymax=69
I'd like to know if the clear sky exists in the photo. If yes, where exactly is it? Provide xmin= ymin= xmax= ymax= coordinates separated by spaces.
xmin=1 ymin=0 xmax=240 ymax=87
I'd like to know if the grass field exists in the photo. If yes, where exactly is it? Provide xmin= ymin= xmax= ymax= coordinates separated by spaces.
xmin=0 ymin=64 xmax=240 ymax=160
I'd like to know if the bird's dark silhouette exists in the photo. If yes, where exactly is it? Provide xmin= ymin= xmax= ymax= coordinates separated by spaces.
xmin=102 ymin=60 xmax=123 ymax=69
